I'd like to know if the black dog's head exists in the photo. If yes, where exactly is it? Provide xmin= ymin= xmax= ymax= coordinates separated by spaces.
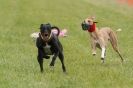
xmin=39 ymin=23 xmax=52 ymax=42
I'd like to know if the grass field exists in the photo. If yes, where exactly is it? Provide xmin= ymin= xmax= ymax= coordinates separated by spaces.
xmin=0 ymin=0 xmax=133 ymax=88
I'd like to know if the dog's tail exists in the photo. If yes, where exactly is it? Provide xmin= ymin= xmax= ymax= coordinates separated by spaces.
xmin=51 ymin=26 xmax=60 ymax=37
xmin=109 ymin=30 xmax=124 ymax=62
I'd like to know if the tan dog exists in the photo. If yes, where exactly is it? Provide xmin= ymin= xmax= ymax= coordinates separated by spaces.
xmin=84 ymin=17 xmax=123 ymax=63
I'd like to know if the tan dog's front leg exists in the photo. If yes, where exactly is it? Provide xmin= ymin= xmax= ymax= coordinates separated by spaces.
xmin=90 ymin=37 xmax=96 ymax=56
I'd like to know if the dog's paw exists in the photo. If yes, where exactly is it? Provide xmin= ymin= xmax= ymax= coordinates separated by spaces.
xmin=92 ymin=52 xmax=96 ymax=56
xmin=63 ymin=71 xmax=68 ymax=75
xmin=93 ymin=54 xmax=96 ymax=56
xmin=101 ymin=58 xmax=105 ymax=63
xmin=40 ymin=70 xmax=44 ymax=73
xmin=50 ymin=66 xmax=54 ymax=72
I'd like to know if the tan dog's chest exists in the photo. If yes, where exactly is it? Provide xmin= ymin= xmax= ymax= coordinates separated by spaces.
xmin=90 ymin=28 xmax=111 ymax=46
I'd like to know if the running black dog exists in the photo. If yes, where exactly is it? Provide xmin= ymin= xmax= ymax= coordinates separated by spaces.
xmin=36 ymin=23 xmax=66 ymax=73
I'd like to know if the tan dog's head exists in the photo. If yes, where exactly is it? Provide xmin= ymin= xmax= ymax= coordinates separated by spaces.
xmin=85 ymin=16 xmax=96 ymax=25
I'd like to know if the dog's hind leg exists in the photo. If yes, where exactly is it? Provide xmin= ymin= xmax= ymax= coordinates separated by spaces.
xmin=113 ymin=47 xmax=124 ymax=62
xmin=117 ymin=50 xmax=124 ymax=62
xmin=109 ymin=31 xmax=124 ymax=62
xmin=44 ymin=56 xmax=50 ymax=59
xmin=37 ymin=48 xmax=45 ymax=72
xmin=58 ymin=53 xmax=66 ymax=73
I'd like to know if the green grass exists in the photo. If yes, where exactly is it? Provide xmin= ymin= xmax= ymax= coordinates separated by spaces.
xmin=0 ymin=0 xmax=133 ymax=88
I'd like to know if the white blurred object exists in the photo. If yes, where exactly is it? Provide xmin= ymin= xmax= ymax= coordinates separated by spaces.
xmin=30 ymin=32 xmax=39 ymax=41
xmin=59 ymin=29 xmax=68 ymax=37
xmin=116 ymin=28 xmax=122 ymax=32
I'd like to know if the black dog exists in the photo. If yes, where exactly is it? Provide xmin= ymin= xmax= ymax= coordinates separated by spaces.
xmin=36 ymin=23 xmax=66 ymax=73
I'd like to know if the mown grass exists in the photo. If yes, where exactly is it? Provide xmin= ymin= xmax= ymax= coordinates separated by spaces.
xmin=0 ymin=0 xmax=133 ymax=88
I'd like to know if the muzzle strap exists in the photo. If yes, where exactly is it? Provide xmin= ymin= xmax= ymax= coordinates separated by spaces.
xmin=88 ymin=23 xmax=96 ymax=32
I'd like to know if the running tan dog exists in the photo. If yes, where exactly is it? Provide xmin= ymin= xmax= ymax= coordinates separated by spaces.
xmin=82 ymin=16 xmax=123 ymax=63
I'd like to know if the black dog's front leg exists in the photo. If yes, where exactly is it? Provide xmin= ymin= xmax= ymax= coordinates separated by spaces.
xmin=50 ymin=52 xmax=59 ymax=67
xmin=37 ymin=56 xmax=43 ymax=72
xmin=37 ymin=48 xmax=44 ymax=72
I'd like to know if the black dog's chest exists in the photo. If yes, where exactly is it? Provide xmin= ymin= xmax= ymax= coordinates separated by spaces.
xmin=43 ymin=44 xmax=52 ymax=55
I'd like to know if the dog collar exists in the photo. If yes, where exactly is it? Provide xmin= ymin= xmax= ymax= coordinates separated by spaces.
xmin=40 ymin=32 xmax=52 ymax=42
xmin=88 ymin=23 xmax=96 ymax=32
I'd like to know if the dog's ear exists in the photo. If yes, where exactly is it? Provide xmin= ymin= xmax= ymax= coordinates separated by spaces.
xmin=40 ymin=24 xmax=43 ymax=29
xmin=91 ymin=16 xmax=95 ymax=20
xmin=94 ymin=22 xmax=98 ymax=23
xmin=88 ymin=16 xmax=95 ymax=20
xmin=39 ymin=33 xmax=41 ymax=38
xmin=46 ymin=23 xmax=52 ymax=31
xmin=47 ymin=23 xmax=51 ymax=26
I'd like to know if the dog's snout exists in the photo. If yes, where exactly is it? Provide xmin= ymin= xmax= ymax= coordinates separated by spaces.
xmin=45 ymin=34 xmax=48 ymax=37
